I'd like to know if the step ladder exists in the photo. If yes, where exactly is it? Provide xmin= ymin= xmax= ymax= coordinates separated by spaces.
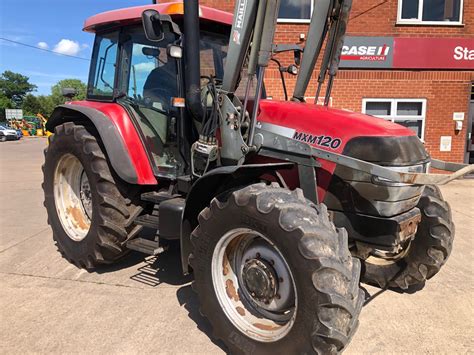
xmin=124 ymin=188 xmax=184 ymax=256
xmin=126 ymin=238 xmax=164 ymax=256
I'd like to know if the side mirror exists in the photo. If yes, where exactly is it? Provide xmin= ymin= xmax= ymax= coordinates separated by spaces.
xmin=142 ymin=9 xmax=164 ymax=42
xmin=61 ymin=88 xmax=77 ymax=99
xmin=294 ymin=50 xmax=302 ymax=66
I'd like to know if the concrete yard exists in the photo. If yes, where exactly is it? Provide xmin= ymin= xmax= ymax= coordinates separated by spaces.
xmin=0 ymin=138 xmax=473 ymax=354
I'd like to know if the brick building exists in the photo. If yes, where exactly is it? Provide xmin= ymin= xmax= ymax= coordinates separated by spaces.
xmin=201 ymin=0 xmax=474 ymax=163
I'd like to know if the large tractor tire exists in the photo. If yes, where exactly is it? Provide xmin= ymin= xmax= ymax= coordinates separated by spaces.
xmin=42 ymin=122 xmax=142 ymax=269
xmin=362 ymin=185 xmax=454 ymax=289
xmin=190 ymin=183 xmax=364 ymax=354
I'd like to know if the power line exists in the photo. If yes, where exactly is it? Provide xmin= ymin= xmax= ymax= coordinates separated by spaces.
xmin=350 ymin=0 xmax=390 ymax=21
xmin=0 ymin=37 xmax=90 ymax=62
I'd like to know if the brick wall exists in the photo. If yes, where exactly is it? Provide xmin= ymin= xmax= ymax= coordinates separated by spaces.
xmin=198 ymin=0 xmax=474 ymax=162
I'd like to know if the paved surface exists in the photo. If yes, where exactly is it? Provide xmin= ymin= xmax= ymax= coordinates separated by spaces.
xmin=0 ymin=138 xmax=473 ymax=354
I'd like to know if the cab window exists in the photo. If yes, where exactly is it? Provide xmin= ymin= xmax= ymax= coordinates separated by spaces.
xmin=88 ymin=32 xmax=118 ymax=99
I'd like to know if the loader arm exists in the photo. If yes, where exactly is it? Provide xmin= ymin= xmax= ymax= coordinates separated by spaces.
xmin=213 ymin=0 xmax=352 ymax=164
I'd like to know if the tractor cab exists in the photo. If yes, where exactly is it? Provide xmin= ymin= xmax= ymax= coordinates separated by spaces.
xmin=84 ymin=3 xmax=232 ymax=179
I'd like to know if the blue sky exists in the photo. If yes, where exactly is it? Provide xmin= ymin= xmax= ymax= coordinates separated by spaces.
xmin=0 ymin=0 xmax=147 ymax=95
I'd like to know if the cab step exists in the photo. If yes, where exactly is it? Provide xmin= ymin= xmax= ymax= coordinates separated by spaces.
xmin=135 ymin=214 xmax=160 ymax=229
xmin=126 ymin=238 xmax=164 ymax=255
xmin=141 ymin=191 xmax=180 ymax=204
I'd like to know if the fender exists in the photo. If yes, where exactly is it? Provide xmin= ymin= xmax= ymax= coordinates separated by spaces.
xmin=47 ymin=102 xmax=157 ymax=185
xmin=180 ymin=162 xmax=294 ymax=274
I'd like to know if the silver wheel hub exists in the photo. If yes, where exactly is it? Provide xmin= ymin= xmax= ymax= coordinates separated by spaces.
xmin=53 ymin=154 xmax=92 ymax=241
xmin=242 ymin=258 xmax=277 ymax=302
xmin=211 ymin=228 xmax=297 ymax=342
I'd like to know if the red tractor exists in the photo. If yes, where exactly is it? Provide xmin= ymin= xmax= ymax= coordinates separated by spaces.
xmin=42 ymin=1 xmax=473 ymax=353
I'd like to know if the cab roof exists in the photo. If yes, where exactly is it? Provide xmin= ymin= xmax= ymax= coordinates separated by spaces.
xmin=83 ymin=2 xmax=233 ymax=33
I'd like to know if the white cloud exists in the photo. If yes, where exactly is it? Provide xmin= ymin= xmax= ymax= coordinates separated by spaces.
xmin=37 ymin=42 xmax=49 ymax=50
xmin=134 ymin=62 xmax=156 ymax=73
xmin=53 ymin=39 xmax=81 ymax=56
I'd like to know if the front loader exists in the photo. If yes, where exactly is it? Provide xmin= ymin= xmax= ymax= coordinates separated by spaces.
xmin=42 ymin=1 xmax=473 ymax=353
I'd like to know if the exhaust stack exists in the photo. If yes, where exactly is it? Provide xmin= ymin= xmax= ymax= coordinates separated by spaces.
xmin=183 ymin=0 xmax=203 ymax=120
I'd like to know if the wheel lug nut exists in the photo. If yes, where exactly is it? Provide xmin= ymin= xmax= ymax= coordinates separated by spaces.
xmin=279 ymin=277 xmax=284 ymax=282
xmin=256 ymin=253 xmax=261 ymax=258
xmin=276 ymin=294 xmax=281 ymax=299
xmin=270 ymin=259 xmax=275 ymax=265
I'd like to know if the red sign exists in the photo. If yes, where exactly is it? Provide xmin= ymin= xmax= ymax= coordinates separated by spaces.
xmin=340 ymin=37 xmax=474 ymax=70
xmin=393 ymin=38 xmax=474 ymax=70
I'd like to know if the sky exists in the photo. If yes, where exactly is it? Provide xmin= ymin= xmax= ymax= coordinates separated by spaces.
xmin=0 ymin=0 xmax=148 ymax=95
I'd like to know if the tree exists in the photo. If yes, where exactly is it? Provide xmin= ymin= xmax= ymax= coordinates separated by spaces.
xmin=0 ymin=93 xmax=14 ymax=121
xmin=0 ymin=70 xmax=37 ymax=107
xmin=22 ymin=94 xmax=42 ymax=115
xmin=50 ymin=79 xmax=87 ymax=107
xmin=37 ymin=95 xmax=56 ymax=117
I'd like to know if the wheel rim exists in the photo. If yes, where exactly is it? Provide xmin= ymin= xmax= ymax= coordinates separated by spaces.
xmin=53 ymin=154 xmax=92 ymax=241
xmin=211 ymin=228 xmax=297 ymax=342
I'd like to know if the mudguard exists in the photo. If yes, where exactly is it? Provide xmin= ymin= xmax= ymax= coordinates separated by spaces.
xmin=47 ymin=102 xmax=157 ymax=185
xmin=180 ymin=162 xmax=294 ymax=274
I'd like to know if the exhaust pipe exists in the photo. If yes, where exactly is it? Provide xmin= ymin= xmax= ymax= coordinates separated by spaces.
xmin=183 ymin=0 xmax=203 ymax=120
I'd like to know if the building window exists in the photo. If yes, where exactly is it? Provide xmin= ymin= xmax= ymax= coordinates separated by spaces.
xmin=362 ymin=99 xmax=427 ymax=140
xmin=398 ymin=0 xmax=463 ymax=25
xmin=278 ymin=0 xmax=313 ymax=23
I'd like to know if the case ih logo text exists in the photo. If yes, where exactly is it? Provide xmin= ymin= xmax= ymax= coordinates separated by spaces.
xmin=341 ymin=44 xmax=391 ymax=62
xmin=293 ymin=132 xmax=342 ymax=150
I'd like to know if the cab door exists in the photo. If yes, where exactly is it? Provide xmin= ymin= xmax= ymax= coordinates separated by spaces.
xmin=118 ymin=24 xmax=184 ymax=179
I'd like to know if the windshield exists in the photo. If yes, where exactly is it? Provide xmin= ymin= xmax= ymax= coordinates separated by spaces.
xmin=200 ymin=31 xmax=228 ymax=81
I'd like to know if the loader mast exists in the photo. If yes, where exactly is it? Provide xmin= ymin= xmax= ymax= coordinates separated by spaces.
xmin=192 ymin=0 xmax=353 ymax=166
xmin=293 ymin=0 xmax=352 ymax=103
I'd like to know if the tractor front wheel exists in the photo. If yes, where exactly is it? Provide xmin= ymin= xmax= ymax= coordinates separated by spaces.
xmin=361 ymin=185 xmax=454 ymax=289
xmin=43 ymin=122 xmax=141 ymax=269
xmin=191 ymin=183 xmax=363 ymax=354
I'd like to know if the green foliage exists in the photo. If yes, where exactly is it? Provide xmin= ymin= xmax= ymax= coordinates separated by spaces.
xmin=50 ymin=79 xmax=87 ymax=107
xmin=0 ymin=70 xmax=37 ymax=107
xmin=0 ymin=93 xmax=14 ymax=120
xmin=36 ymin=95 xmax=56 ymax=117
xmin=1 ymin=72 xmax=88 ymax=118
xmin=22 ymin=94 xmax=42 ymax=116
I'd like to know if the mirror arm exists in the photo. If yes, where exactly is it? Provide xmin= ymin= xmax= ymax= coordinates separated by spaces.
xmin=270 ymin=58 xmax=288 ymax=101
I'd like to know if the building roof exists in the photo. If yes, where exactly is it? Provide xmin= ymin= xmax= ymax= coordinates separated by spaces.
xmin=83 ymin=2 xmax=233 ymax=32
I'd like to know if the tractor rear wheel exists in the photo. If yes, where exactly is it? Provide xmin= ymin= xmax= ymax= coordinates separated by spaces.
xmin=190 ymin=183 xmax=363 ymax=354
xmin=42 ymin=122 xmax=142 ymax=269
xmin=361 ymin=185 xmax=454 ymax=289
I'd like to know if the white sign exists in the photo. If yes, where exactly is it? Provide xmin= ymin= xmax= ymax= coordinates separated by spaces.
xmin=453 ymin=112 xmax=465 ymax=121
xmin=440 ymin=136 xmax=452 ymax=152
xmin=5 ymin=109 xmax=23 ymax=120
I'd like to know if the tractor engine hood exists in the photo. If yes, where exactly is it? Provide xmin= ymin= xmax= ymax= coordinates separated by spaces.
xmin=257 ymin=100 xmax=429 ymax=166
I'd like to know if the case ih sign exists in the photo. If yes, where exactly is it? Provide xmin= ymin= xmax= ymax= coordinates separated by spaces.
xmin=340 ymin=37 xmax=474 ymax=70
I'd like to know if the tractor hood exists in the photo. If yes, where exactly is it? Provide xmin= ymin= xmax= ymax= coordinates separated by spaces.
xmin=258 ymin=100 xmax=415 ymax=149
xmin=257 ymin=100 xmax=429 ymax=166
